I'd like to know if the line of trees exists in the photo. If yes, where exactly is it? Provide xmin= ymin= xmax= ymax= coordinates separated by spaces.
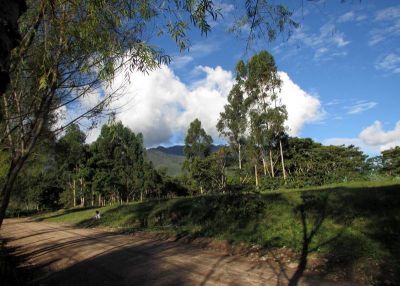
xmin=4 ymin=121 xmax=187 ymax=213
xmin=181 ymin=51 xmax=399 ymax=194
xmin=0 ymin=0 xmax=299 ymax=228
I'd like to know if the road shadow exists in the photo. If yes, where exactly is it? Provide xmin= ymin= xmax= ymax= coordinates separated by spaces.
xmin=287 ymin=184 xmax=400 ymax=285
xmin=6 ymin=229 xmax=276 ymax=286
xmin=20 ymin=182 xmax=400 ymax=285
xmin=34 ymin=206 xmax=98 ymax=222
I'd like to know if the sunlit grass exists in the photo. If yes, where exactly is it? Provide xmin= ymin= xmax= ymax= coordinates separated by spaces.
xmin=35 ymin=180 xmax=400 ymax=284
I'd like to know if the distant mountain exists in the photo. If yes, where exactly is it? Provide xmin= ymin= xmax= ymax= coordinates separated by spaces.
xmin=150 ymin=145 xmax=186 ymax=156
xmin=149 ymin=145 xmax=225 ymax=157
xmin=146 ymin=145 xmax=226 ymax=176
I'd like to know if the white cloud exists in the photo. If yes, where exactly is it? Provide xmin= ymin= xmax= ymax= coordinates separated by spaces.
xmin=324 ymin=120 xmax=400 ymax=155
xmin=337 ymin=11 xmax=367 ymax=23
xmin=375 ymin=53 xmax=400 ymax=74
xmin=356 ymin=15 xmax=367 ymax=22
xmin=338 ymin=12 xmax=355 ymax=23
xmin=169 ymin=41 xmax=221 ymax=70
xmin=190 ymin=41 xmax=220 ymax=55
xmin=215 ymin=0 xmax=234 ymax=14
xmin=359 ymin=121 xmax=400 ymax=150
xmin=375 ymin=6 xmax=400 ymax=22
xmin=314 ymin=47 xmax=329 ymax=59
xmin=278 ymin=72 xmax=324 ymax=136
xmin=86 ymin=66 xmax=323 ymax=146
xmin=288 ymin=23 xmax=350 ymax=60
xmin=323 ymin=137 xmax=380 ymax=155
xmin=51 ymin=105 xmax=67 ymax=134
xmin=171 ymin=55 xmax=194 ymax=69
xmin=347 ymin=101 xmax=377 ymax=114
xmin=369 ymin=6 xmax=400 ymax=46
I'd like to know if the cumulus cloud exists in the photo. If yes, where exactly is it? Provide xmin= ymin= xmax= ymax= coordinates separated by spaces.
xmin=86 ymin=66 xmax=323 ymax=146
xmin=278 ymin=72 xmax=324 ymax=136
xmin=359 ymin=121 xmax=400 ymax=150
xmin=324 ymin=120 xmax=400 ymax=155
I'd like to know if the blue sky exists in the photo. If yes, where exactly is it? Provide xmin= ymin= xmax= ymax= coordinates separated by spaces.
xmin=82 ymin=1 xmax=400 ymax=155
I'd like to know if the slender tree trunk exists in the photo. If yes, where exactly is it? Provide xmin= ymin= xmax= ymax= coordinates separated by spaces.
xmin=91 ymin=190 xmax=94 ymax=207
xmin=140 ymin=191 xmax=143 ymax=202
xmin=72 ymin=179 xmax=76 ymax=208
xmin=254 ymin=164 xmax=259 ymax=188
xmin=280 ymin=140 xmax=287 ymax=182
xmin=269 ymin=149 xmax=275 ymax=178
xmin=0 ymin=157 xmax=26 ymax=228
xmin=79 ymin=177 xmax=84 ymax=207
xmin=238 ymin=143 xmax=242 ymax=170
xmin=262 ymin=157 xmax=267 ymax=176
xmin=98 ymin=194 xmax=101 ymax=207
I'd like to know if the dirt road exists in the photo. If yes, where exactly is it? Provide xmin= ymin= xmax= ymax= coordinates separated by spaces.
xmin=1 ymin=219 xmax=350 ymax=286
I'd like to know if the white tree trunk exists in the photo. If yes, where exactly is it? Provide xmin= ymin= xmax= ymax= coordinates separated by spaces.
xmin=255 ymin=164 xmax=259 ymax=188
xmin=238 ymin=143 xmax=242 ymax=169
xmin=73 ymin=179 xmax=76 ymax=207
xmin=262 ymin=157 xmax=267 ymax=176
xmin=269 ymin=149 xmax=275 ymax=178
xmin=280 ymin=140 xmax=287 ymax=181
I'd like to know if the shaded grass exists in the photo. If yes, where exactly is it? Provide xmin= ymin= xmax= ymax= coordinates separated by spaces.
xmin=35 ymin=180 xmax=400 ymax=284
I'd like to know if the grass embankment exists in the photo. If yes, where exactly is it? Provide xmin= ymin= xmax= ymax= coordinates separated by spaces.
xmin=36 ymin=180 xmax=400 ymax=284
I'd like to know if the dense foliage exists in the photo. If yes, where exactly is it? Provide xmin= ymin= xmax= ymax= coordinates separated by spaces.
xmin=4 ymin=121 xmax=188 ymax=213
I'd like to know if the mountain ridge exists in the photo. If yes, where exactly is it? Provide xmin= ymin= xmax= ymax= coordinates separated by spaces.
xmin=146 ymin=144 xmax=226 ymax=176
xmin=148 ymin=144 xmax=226 ymax=157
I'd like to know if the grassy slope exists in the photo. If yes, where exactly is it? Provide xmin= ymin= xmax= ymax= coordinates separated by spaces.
xmin=146 ymin=149 xmax=184 ymax=176
xmin=36 ymin=180 xmax=400 ymax=284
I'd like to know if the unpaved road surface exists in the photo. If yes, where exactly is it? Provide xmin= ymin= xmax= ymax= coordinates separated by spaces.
xmin=1 ymin=219 xmax=352 ymax=286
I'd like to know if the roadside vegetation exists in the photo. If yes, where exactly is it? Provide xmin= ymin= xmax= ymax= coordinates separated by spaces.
xmin=35 ymin=180 xmax=400 ymax=285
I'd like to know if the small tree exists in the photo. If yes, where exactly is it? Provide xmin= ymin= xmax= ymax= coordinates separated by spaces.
xmin=183 ymin=118 xmax=213 ymax=194
xmin=217 ymin=61 xmax=248 ymax=170
xmin=243 ymin=51 xmax=288 ymax=183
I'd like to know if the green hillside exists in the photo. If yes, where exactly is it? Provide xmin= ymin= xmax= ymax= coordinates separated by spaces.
xmin=146 ymin=149 xmax=184 ymax=176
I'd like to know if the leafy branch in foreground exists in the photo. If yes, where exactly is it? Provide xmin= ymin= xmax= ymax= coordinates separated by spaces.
xmin=0 ymin=0 xmax=222 ymax=228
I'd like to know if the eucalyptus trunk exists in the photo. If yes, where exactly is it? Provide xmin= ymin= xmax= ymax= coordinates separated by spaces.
xmin=280 ymin=140 xmax=287 ymax=181
xmin=72 ymin=179 xmax=76 ymax=208
xmin=262 ymin=157 xmax=268 ymax=176
xmin=254 ymin=164 xmax=259 ymax=188
xmin=238 ymin=143 xmax=242 ymax=170
xmin=269 ymin=149 xmax=275 ymax=178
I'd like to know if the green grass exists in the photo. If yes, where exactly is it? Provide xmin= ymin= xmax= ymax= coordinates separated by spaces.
xmin=35 ymin=180 xmax=400 ymax=284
